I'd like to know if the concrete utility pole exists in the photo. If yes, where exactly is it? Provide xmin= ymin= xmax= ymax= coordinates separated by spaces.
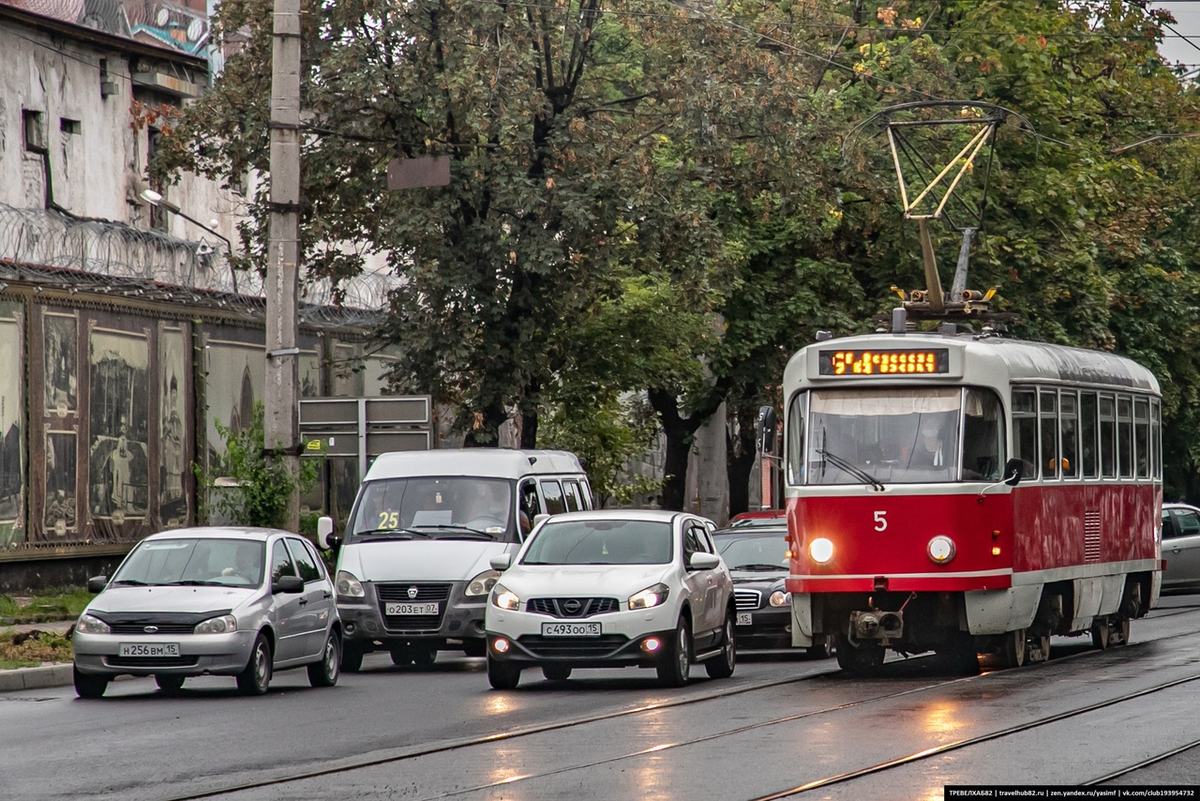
xmin=266 ymin=0 xmax=302 ymax=529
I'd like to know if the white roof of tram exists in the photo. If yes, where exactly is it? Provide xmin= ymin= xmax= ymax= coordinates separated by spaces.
xmin=784 ymin=332 xmax=1160 ymax=395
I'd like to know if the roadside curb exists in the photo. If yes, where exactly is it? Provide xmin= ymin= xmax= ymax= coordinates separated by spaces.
xmin=0 ymin=662 xmax=72 ymax=692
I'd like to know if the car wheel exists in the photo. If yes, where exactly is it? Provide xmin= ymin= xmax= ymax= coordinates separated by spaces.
xmin=411 ymin=645 xmax=437 ymax=668
xmin=236 ymin=633 xmax=272 ymax=695
xmin=73 ymin=666 xmax=108 ymax=699
xmin=542 ymin=665 xmax=572 ymax=682
xmin=308 ymin=630 xmax=341 ymax=688
xmin=340 ymin=641 xmax=364 ymax=673
xmin=705 ymin=615 xmax=736 ymax=679
xmin=487 ymin=655 xmax=521 ymax=690
xmin=155 ymin=674 xmax=186 ymax=694
xmin=656 ymin=615 xmax=692 ymax=688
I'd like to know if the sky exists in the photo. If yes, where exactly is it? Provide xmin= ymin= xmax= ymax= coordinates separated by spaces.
xmin=1153 ymin=2 xmax=1200 ymax=77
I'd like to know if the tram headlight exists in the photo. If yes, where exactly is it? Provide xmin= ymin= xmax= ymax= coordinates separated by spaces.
xmin=927 ymin=535 xmax=956 ymax=564
xmin=809 ymin=538 xmax=834 ymax=564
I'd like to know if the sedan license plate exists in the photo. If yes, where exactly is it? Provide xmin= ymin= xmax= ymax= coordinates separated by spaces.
xmin=385 ymin=602 xmax=440 ymax=616
xmin=119 ymin=642 xmax=180 ymax=658
xmin=736 ymin=612 xmax=753 ymax=627
xmin=541 ymin=622 xmax=601 ymax=637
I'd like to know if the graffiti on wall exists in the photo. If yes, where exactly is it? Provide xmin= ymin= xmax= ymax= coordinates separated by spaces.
xmin=88 ymin=326 xmax=149 ymax=529
xmin=0 ymin=304 xmax=24 ymax=548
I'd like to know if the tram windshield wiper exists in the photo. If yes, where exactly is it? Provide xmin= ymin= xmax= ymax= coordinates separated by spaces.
xmin=817 ymin=447 xmax=885 ymax=492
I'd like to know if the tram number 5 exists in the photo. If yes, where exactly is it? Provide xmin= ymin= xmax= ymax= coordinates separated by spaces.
xmin=873 ymin=511 xmax=888 ymax=532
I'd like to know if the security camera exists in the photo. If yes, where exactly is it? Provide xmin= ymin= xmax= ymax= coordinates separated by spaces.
xmin=196 ymin=241 xmax=215 ymax=257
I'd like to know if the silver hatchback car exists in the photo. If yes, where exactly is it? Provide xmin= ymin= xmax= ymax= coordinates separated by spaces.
xmin=72 ymin=527 xmax=341 ymax=698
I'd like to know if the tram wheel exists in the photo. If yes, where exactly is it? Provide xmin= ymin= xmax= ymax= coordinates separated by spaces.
xmin=1001 ymin=629 xmax=1027 ymax=669
xmin=835 ymin=638 xmax=885 ymax=675
xmin=1091 ymin=620 xmax=1111 ymax=650
xmin=1028 ymin=633 xmax=1051 ymax=664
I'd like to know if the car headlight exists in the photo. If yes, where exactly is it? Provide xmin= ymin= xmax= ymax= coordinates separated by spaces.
xmin=491 ymin=584 xmax=520 ymax=611
xmin=336 ymin=570 xmax=365 ymax=598
xmin=769 ymin=590 xmax=790 ymax=607
xmin=75 ymin=614 xmax=110 ymax=635
xmin=465 ymin=569 xmax=501 ymax=597
xmin=194 ymin=614 xmax=238 ymax=635
xmin=927 ymin=536 xmax=956 ymax=564
xmin=628 ymin=583 xmax=670 ymax=610
xmin=809 ymin=538 xmax=834 ymax=564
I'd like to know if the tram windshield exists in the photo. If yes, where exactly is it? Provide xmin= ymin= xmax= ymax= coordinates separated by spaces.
xmin=788 ymin=387 xmax=1004 ymax=485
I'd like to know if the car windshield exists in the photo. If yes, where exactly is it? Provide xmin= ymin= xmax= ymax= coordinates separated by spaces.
xmin=522 ymin=520 xmax=673 ymax=565
xmin=348 ymin=477 xmax=514 ymax=542
xmin=716 ymin=534 xmax=789 ymax=571
xmin=111 ymin=538 xmax=265 ymax=588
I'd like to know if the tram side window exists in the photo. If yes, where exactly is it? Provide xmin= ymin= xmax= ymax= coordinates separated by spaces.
xmin=1012 ymin=389 xmax=1039 ymax=479
xmin=962 ymin=388 xmax=1004 ymax=480
xmin=1152 ymin=399 xmax=1162 ymax=480
xmin=1080 ymin=392 xmax=1099 ymax=479
xmin=1117 ymin=396 xmax=1133 ymax=479
xmin=1060 ymin=391 xmax=1079 ymax=479
xmin=1099 ymin=395 xmax=1116 ymax=478
xmin=786 ymin=393 xmax=807 ymax=486
xmin=1134 ymin=397 xmax=1150 ymax=479
xmin=1040 ymin=390 xmax=1059 ymax=479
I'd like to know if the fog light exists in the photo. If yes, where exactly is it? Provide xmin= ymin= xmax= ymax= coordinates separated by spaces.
xmin=642 ymin=637 xmax=661 ymax=652
xmin=492 ymin=638 xmax=510 ymax=654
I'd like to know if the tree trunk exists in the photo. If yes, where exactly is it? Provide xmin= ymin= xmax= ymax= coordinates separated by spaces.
xmin=726 ymin=405 xmax=757 ymax=516
xmin=647 ymin=386 xmax=727 ymax=512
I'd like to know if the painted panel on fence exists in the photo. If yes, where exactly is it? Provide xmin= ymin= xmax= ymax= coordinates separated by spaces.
xmin=44 ymin=430 xmax=77 ymax=536
xmin=89 ymin=328 xmax=149 ymax=526
xmin=44 ymin=312 xmax=77 ymax=416
xmin=160 ymin=326 xmax=188 ymax=527
xmin=0 ymin=306 xmax=24 ymax=548
xmin=204 ymin=334 xmax=265 ymax=468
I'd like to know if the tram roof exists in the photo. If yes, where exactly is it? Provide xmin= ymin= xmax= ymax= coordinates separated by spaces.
xmin=786 ymin=332 xmax=1160 ymax=394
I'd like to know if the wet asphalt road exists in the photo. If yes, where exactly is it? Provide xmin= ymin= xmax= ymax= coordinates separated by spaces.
xmin=4 ymin=595 xmax=1200 ymax=801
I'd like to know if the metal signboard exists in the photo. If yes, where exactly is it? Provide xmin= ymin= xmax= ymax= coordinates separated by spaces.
xmin=299 ymin=396 xmax=433 ymax=475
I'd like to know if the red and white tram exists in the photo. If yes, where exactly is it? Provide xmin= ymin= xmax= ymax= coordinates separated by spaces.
xmin=779 ymin=318 xmax=1162 ymax=672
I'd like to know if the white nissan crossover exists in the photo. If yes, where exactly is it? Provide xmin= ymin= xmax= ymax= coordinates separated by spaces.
xmin=484 ymin=510 xmax=736 ymax=689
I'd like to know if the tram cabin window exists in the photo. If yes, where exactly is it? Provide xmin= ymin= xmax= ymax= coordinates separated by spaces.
xmin=1152 ymin=400 xmax=1163 ymax=480
xmin=1117 ymin=396 xmax=1133 ymax=478
xmin=962 ymin=389 xmax=1004 ymax=480
xmin=1040 ymin=390 xmax=1059 ymax=479
xmin=1080 ymin=392 xmax=1099 ymax=479
xmin=1012 ymin=389 xmax=1039 ymax=479
xmin=786 ymin=393 xmax=808 ymax=486
xmin=1099 ymin=395 xmax=1116 ymax=478
xmin=1134 ymin=398 xmax=1150 ymax=479
xmin=1060 ymin=391 xmax=1079 ymax=479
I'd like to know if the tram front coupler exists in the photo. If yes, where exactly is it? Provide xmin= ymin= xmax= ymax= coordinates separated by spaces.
xmin=847 ymin=609 xmax=904 ymax=644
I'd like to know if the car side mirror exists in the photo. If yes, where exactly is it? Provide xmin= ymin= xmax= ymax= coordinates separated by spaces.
xmin=533 ymin=513 xmax=550 ymax=527
xmin=490 ymin=554 xmax=512 ymax=571
xmin=273 ymin=575 xmax=305 ymax=594
xmin=1003 ymin=458 xmax=1024 ymax=486
xmin=688 ymin=552 xmax=721 ymax=571
xmin=317 ymin=516 xmax=339 ymax=550
xmin=87 ymin=576 xmax=108 ymax=593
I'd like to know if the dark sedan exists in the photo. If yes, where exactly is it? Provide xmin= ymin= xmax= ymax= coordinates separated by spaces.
xmin=713 ymin=526 xmax=832 ymax=658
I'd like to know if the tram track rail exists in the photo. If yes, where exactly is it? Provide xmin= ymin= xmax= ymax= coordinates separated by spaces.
xmin=155 ymin=609 xmax=1200 ymax=801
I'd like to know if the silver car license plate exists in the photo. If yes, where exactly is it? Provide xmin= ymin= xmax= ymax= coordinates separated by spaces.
xmin=385 ymin=602 xmax=439 ymax=615
xmin=736 ymin=612 xmax=753 ymax=626
xmin=118 ymin=642 xmax=181 ymax=657
xmin=541 ymin=622 xmax=601 ymax=637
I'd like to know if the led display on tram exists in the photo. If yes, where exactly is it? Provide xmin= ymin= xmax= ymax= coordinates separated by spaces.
xmin=818 ymin=348 xmax=950 ymax=376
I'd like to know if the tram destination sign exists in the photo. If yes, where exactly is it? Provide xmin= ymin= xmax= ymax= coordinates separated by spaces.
xmin=819 ymin=348 xmax=950 ymax=376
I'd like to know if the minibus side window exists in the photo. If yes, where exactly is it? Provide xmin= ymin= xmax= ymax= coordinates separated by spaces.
xmin=541 ymin=479 xmax=566 ymax=514
xmin=562 ymin=479 xmax=583 ymax=512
